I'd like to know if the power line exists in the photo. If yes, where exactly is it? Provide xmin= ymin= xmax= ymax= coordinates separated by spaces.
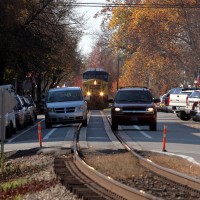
xmin=73 ymin=2 xmax=200 ymax=8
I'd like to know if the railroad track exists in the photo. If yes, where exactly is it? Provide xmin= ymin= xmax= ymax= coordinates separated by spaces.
xmin=105 ymin=112 xmax=200 ymax=191
xmin=54 ymin=111 xmax=200 ymax=200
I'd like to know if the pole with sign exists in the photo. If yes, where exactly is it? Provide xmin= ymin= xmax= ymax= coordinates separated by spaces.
xmin=1 ymin=88 xmax=5 ymax=158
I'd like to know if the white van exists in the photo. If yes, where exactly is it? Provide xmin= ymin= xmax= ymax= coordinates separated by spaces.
xmin=0 ymin=84 xmax=16 ymax=139
xmin=45 ymin=87 xmax=87 ymax=128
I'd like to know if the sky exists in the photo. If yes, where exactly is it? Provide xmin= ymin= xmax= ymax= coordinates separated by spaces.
xmin=77 ymin=0 xmax=107 ymax=56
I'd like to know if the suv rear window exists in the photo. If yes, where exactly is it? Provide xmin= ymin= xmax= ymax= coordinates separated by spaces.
xmin=116 ymin=90 xmax=152 ymax=103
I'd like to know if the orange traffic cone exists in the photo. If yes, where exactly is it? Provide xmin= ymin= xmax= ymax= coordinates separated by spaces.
xmin=38 ymin=121 xmax=42 ymax=147
xmin=162 ymin=125 xmax=167 ymax=152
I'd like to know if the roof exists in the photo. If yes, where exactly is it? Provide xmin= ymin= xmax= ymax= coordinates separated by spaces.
xmin=83 ymin=68 xmax=108 ymax=75
xmin=84 ymin=68 xmax=105 ymax=72
xmin=119 ymin=86 xmax=149 ymax=91
xmin=48 ymin=87 xmax=81 ymax=92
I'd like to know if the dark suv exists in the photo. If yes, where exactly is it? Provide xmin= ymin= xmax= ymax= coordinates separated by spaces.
xmin=108 ymin=87 xmax=160 ymax=131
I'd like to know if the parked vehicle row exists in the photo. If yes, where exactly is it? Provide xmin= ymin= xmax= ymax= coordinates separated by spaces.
xmin=0 ymin=84 xmax=16 ymax=139
xmin=14 ymin=94 xmax=37 ymax=131
xmin=158 ymin=87 xmax=200 ymax=121
xmin=0 ymin=84 xmax=37 ymax=139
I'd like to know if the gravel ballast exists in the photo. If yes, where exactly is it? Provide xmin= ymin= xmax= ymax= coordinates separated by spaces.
xmin=1 ymin=147 xmax=200 ymax=200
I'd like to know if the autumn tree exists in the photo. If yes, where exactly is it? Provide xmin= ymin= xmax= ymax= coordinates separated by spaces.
xmin=0 ymin=0 xmax=84 ymax=102
xmin=100 ymin=0 xmax=200 ymax=96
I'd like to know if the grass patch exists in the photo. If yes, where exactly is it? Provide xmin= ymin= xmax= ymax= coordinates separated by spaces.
xmin=0 ymin=177 xmax=28 ymax=192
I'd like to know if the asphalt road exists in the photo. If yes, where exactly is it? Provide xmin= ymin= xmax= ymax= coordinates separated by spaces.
xmin=118 ymin=111 xmax=200 ymax=164
xmin=2 ymin=111 xmax=200 ymax=165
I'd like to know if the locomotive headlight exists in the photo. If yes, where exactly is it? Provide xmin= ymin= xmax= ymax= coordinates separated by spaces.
xmin=87 ymin=91 xmax=91 ymax=96
xmin=100 ymin=92 xmax=104 ymax=96
xmin=94 ymin=80 xmax=97 ymax=85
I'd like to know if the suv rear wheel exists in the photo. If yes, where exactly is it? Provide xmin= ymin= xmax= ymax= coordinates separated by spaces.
xmin=178 ymin=112 xmax=191 ymax=121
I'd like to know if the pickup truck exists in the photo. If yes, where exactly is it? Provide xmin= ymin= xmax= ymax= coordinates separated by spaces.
xmin=169 ymin=89 xmax=197 ymax=120
xmin=185 ymin=90 xmax=200 ymax=116
xmin=159 ymin=87 xmax=183 ymax=112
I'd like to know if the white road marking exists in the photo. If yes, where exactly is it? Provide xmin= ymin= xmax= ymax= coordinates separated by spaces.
xmin=192 ymin=133 xmax=200 ymax=137
xmin=134 ymin=125 xmax=152 ymax=139
xmin=8 ymin=119 xmax=45 ymax=143
xmin=43 ymin=124 xmax=61 ymax=140
xmin=43 ymin=128 xmax=56 ymax=140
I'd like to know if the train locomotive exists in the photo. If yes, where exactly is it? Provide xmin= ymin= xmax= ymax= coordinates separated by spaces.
xmin=82 ymin=68 xmax=109 ymax=110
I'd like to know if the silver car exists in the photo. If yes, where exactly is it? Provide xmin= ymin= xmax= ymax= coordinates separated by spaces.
xmin=45 ymin=87 xmax=87 ymax=128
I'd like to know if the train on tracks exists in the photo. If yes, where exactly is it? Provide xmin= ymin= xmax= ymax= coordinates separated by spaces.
xmin=82 ymin=68 xmax=109 ymax=110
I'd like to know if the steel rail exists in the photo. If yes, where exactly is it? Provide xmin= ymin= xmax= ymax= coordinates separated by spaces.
xmin=106 ymin=114 xmax=200 ymax=192
xmin=72 ymin=124 xmax=161 ymax=200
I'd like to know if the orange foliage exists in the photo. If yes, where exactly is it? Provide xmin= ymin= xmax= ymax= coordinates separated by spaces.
xmin=101 ymin=0 xmax=200 ymax=96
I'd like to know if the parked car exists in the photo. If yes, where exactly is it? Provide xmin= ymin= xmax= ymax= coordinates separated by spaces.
xmin=45 ymin=87 xmax=88 ymax=128
xmin=25 ymin=95 xmax=37 ymax=120
xmin=190 ymin=102 xmax=200 ymax=121
xmin=108 ymin=86 xmax=160 ymax=131
xmin=14 ymin=94 xmax=26 ymax=130
xmin=20 ymin=96 xmax=35 ymax=125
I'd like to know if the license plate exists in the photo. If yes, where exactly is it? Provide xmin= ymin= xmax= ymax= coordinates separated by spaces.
xmin=130 ymin=117 xmax=138 ymax=121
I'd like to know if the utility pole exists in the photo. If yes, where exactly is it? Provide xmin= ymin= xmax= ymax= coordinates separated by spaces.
xmin=117 ymin=55 xmax=120 ymax=90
